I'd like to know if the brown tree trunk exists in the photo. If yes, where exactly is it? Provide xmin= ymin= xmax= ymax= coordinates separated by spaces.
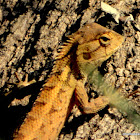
xmin=0 ymin=0 xmax=139 ymax=139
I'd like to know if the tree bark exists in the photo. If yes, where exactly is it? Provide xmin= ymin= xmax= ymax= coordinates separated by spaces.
xmin=0 ymin=0 xmax=139 ymax=139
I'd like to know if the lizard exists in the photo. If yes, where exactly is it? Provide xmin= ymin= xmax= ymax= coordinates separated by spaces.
xmin=13 ymin=23 xmax=124 ymax=140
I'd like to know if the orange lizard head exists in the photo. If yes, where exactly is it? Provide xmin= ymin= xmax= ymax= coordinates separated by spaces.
xmin=55 ymin=23 xmax=124 ymax=78
xmin=73 ymin=23 xmax=124 ymax=77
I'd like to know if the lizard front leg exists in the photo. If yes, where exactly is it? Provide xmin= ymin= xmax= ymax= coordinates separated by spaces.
xmin=15 ymin=73 xmax=36 ymax=88
xmin=75 ymin=81 xmax=109 ymax=114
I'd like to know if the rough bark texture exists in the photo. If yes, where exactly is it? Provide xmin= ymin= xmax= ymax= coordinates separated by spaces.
xmin=0 ymin=0 xmax=139 ymax=140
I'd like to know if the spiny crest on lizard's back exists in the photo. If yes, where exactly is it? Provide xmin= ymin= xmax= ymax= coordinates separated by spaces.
xmin=52 ymin=40 xmax=73 ymax=74
xmin=55 ymin=38 xmax=76 ymax=60
xmin=55 ymin=23 xmax=124 ymax=60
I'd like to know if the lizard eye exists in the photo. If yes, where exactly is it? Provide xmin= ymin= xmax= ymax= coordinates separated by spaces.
xmin=99 ymin=34 xmax=111 ymax=46
xmin=83 ymin=52 xmax=91 ymax=60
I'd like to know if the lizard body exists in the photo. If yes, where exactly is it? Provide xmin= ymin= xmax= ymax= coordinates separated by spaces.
xmin=13 ymin=23 xmax=124 ymax=140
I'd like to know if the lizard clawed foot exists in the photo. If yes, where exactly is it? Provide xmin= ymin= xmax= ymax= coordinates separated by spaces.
xmin=5 ymin=73 xmax=36 ymax=97
xmin=7 ymin=73 xmax=36 ymax=106
xmin=15 ymin=72 xmax=36 ymax=88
